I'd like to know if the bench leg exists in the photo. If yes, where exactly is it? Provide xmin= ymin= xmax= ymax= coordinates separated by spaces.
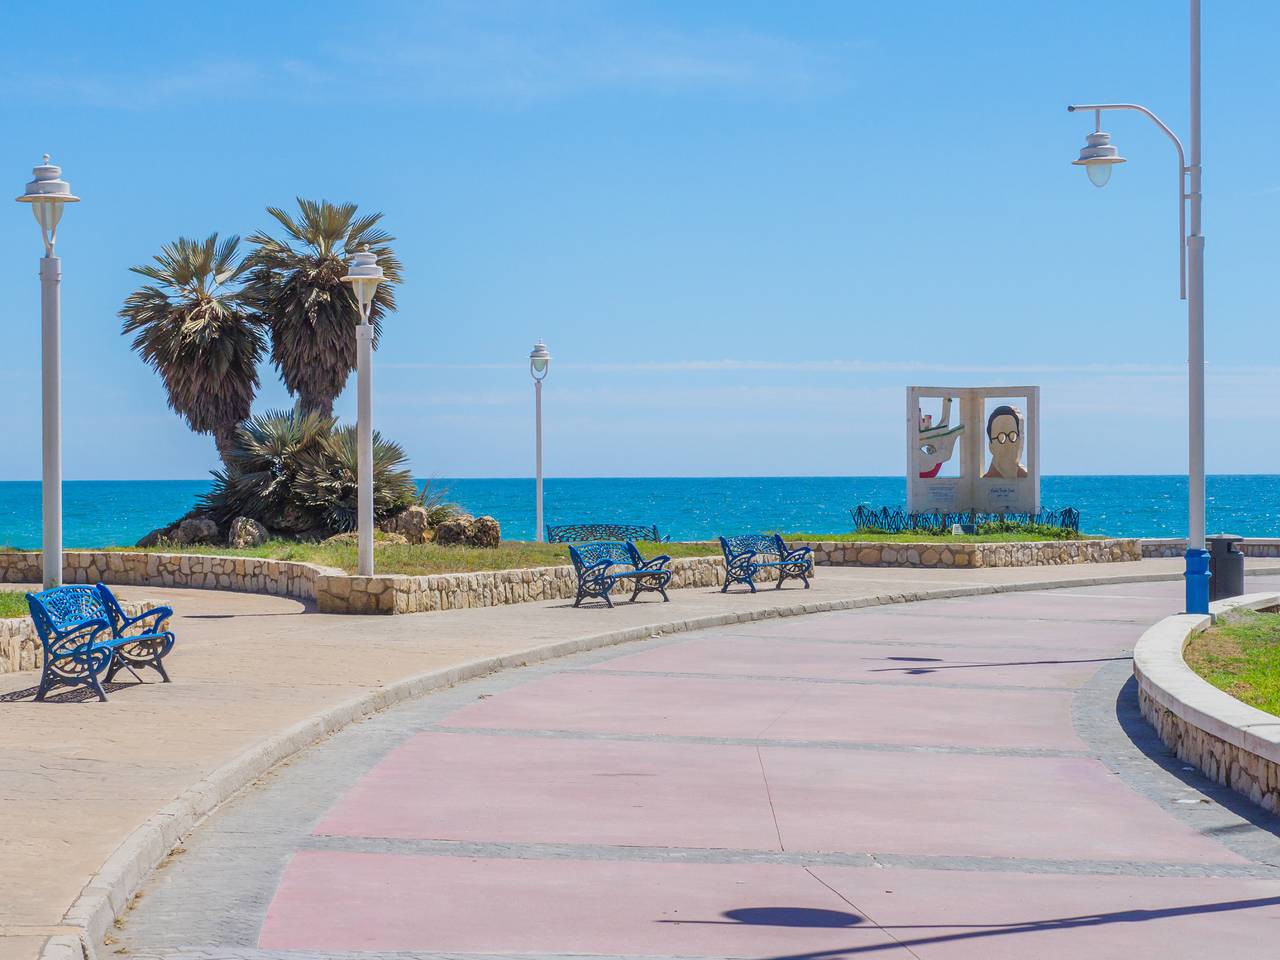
xmin=33 ymin=663 xmax=55 ymax=702
xmin=87 ymin=668 xmax=109 ymax=703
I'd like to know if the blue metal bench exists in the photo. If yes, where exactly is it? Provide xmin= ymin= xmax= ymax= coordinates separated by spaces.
xmin=719 ymin=534 xmax=813 ymax=593
xmin=568 ymin=541 xmax=673 ymax=608
xmin=26 ymin=584 xmax=175 ymax=702
xmin=547 ymin=523 xmax=666 ymax=543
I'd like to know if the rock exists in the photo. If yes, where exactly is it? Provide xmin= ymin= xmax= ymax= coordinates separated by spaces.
xmin=381 ymin=505 xmax=432 ymax=544
xmin=228 ymin=516 xmax=269 ymax=549
xmin=466 ymin=515 xmax=501 ymax=549
xmin=136 ymin=524 xmax=174 ymax=548
xmin=434 ymin=515 xmax=474 ymax=547
xmin=172 ymin=515 xmax=220 ymax=546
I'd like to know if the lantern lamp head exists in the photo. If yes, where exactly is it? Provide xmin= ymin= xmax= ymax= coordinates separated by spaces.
xmin=529 ymin=341 xmax=551 ymax=381
xmin=341 ymin=245 xmax=385 ymax=320
xmin=1072 ymin=130 xmax=1126 ymax=188
xmin=16 ymin=155 xmax=79 ymax=254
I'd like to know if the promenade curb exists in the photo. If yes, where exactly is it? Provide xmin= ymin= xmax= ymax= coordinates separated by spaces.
xmin=44 ymin=563 xmax=1280 ymax=960
xmin=1133 ymin=590 xmax=1280 ymax=814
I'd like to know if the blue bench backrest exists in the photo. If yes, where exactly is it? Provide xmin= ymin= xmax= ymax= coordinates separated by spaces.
xmin=26 ymin=585 xmax=110 ymax=640
xmin=569 ymin=540 xmax=640 ymax=574
xmin=719 ymin=534 xmax=786 ymax=560
xmin=549 ymin=523 xmax=663 ymax=544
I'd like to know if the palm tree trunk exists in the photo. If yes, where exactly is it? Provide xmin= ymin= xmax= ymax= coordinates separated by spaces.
xmin=213 ymin=425 xmax=239 ymax=469
xmin=297 ymin=390 xmax=334 ymax=420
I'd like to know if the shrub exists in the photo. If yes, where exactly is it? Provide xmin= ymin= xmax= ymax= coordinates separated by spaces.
xmin=203 ymin=409 xmax=416 ymax=537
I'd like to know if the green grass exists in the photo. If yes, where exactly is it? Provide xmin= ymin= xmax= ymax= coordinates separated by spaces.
xmin=112 ymin=539 xmax=721 ymax=576
xmin=1185 ymin=610 xmax=1280 ymax=717
xmin=0 ymin=590 xmax=29 ymax=619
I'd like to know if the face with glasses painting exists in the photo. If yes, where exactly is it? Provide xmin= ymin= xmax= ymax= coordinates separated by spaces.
xmin=983 ymin=404 xmax=1027 ymax=479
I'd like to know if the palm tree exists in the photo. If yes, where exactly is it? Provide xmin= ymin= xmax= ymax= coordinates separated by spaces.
xmin=246 ymin=198 xmax=402 ymax=419
xmin=120 ymin=234 xmax=264 ymax=465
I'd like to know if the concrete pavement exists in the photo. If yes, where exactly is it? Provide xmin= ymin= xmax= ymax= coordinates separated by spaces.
xmin=4 ymin=558 xmax=1279 ymax=959
xmin=109 ymin=575 xmax=1280 ymax=958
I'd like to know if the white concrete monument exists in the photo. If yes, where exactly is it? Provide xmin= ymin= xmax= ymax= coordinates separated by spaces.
xmin=906 ymin=386 xmax=1040 ymax=515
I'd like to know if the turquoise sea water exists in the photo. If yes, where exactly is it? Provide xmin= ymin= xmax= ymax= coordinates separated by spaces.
xmin=0 ymin=476 xmax=1278 ymax=549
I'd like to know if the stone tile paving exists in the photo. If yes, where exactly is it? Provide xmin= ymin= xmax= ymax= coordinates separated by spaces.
xmin=115 ymin=576 xmax=1280 ymax=960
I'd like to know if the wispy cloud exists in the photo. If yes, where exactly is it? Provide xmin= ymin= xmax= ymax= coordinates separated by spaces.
xmin=15 ymin=5 xmax=846 ymax=110
xmin=381 ymin=358 xmax=1201 ymax=375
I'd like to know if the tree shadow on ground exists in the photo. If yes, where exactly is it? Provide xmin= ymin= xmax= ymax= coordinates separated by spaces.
xmin=688 ymin=895 xmax=1280 ymax=958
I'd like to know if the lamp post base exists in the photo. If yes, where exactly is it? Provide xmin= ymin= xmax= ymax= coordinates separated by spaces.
xmin=1184 ymin=547 xmax=1210 ymax=615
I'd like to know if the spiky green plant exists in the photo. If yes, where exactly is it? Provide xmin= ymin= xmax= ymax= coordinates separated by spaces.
xmin=202 ymin=409 xmax=333 ymax=533
xmin=119 ymin=234 xmax=264 ymax=463
xmin=246 ymin=198 xmax=402 ymax=419
xmin=293 ymin=425 xmax=417 ymax=532
xmin=203 ymin=409 xmax=416 ymax=537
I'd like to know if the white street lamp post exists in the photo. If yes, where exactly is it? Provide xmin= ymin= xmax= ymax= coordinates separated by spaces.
xmin=1067 ymin=0 xmax=1208 ymax=614
xmin=16 ymin=156 xmax=78 ymax=590
xmin=529 ymin=341 xmax=551 ymax=542
xmin=341 ymin=246 xmax=385 ymax=578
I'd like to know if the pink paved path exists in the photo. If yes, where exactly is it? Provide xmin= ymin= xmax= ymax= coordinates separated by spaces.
xmin=124 ymin=579 xmax=1280 ymax=959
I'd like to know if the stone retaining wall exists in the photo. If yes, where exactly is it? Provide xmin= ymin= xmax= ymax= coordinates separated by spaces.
xmin=800 ymin=538 xmax=1140 ymax=569
xmin=0 ymin=538 xmax=1142 ymax=618
xmin=1141 ymin=538 xmax=1280 ymax=559
xmin=1133 ymin=594 xmax=1280 ymax=813
xmin=1 ymin=598 xmax=165 ymax=675
xmin=0 ymin=551 xmax=334 ymax=601
xmin=314 ymin=554 xmax=762 ymax=614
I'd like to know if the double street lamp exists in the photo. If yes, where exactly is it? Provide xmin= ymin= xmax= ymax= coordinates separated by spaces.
xmin=529 ymin=341 xmax=550 ymax=542
xmin=1067 ymin=0 xmax=1209 ymax=614
xmin=16 ymin=156 xmax=78 ymax=589
xmin=341 ymin=246 xmax=386 ymax=578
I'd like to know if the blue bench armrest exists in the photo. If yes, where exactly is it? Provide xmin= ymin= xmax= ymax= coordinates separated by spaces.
xmin=114 ymin=605 xmax=174 ymax=635
xmin=637 ymin=553 xmax=671 ymax=570
xmin=781 ymin=545 xmax=812 ymax=562
xmin=44 ymin=617 xmax=114 ymax=659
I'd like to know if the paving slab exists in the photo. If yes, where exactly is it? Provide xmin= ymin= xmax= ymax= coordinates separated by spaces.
xmin=258 ymin=852 xmax=915 ymax=956
xmin=441 ymin=671 xmax=1085 ymax=751
xmin=588 ymin=634 xmax=1124 ymax=688
xmin=811 ymin=865 xmax=1280 ymax=958
xmin=314 ymin=732 xmax=781 ymax=850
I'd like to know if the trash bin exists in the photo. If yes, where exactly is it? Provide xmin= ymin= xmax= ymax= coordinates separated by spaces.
xmin=1207 ymin=534 xmax=1245 ymax=601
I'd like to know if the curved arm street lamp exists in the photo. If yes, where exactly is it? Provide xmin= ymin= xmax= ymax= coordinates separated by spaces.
xmin=529 ymin=341 xmax=550 ymax=541
xmin=16 ymin=156 xmax=79 ymax=588
xmin=1066 ymin=0 xmax=1207 ymax=613
xmin=341 ymin=246 xmax=385 ymax=577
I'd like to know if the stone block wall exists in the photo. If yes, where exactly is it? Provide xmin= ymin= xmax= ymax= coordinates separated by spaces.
xmin=315 ymin=554 xmax=753 ymax=615
xmin=1138 ymin=686 xmax=1280 ymax=813
xmin=1142 ymin=538 xmax=1280 ymax=559
xmin=0 ymin=551 xmax=335 ymax=601
xmin=797 ymin=538 xmax=1140 ymax=569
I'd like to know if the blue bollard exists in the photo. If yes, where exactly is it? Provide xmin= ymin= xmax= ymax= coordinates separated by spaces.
xmin=1184 ymin=548 xmax=1211 ymax=614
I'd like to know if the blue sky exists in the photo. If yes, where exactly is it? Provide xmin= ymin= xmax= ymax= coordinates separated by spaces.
xmin=0 ymin=0 xmax=1277 ymax=480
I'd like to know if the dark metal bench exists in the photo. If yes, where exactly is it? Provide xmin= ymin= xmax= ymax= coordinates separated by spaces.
xmin=547 ymin=522 xmax=666 ymax=543
xmin=26 ymin=584 xmax=175 ymax=702
xmin=719 ymin=534 xmax=813 ymax=593
xmin=569 ymin=541 xmax=672 ymax=608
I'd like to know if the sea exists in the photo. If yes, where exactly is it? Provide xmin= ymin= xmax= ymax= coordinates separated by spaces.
xmin=0 ymin=476 xmax=1277 ymax=549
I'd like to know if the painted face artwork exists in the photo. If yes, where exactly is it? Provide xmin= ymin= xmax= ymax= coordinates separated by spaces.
xmin=983 ymin=405 xmax=1027 ymax=479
